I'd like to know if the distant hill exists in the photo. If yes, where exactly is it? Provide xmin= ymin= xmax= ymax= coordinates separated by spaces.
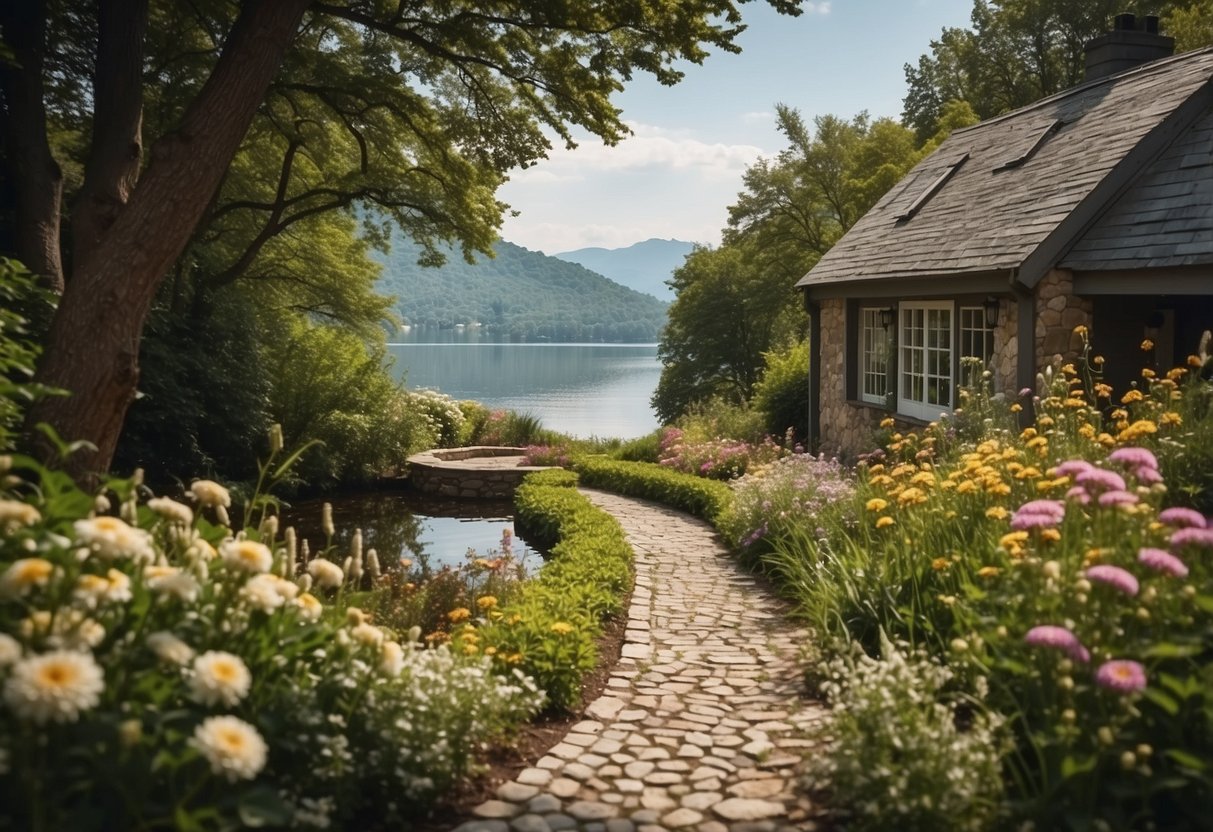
xmin=374 ymin=235 xmax=668 ymax=342
xmin=553 ymin=238 xmax=694 ymax=302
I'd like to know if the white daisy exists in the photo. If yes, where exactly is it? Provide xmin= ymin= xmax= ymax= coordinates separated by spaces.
xmin=189 ymin=480 xmax=231 ymax=509
xmin=240 ymin=574 xmax=285 ymax=613
xmin=220 ymin=540 xmax=272 ymax=574
xmin=3 ymin=650 xmax=104 ymax=724
xmin=380 ymin=640 xmax=405 ymax=676
xmin=0 ymin=500 xmax=40 ymax=532
xmin=0 ymin=633 xmax=22 ymax=666
xmin=147 ymin=632 xmax=194 ymax=665
xmin=0 ymin=558 xmax=55 ymax=597
xmin=306 ymin=559 xmax=343 ymax=589
xmin=190 ymin=715 xmax=268 ymax=782
xmin=292 ymin=592 xmax=323 ymax=622
xmin=189 ymin=651 xmax=251 ymax=707
xmin=73 ymin=516 xmax=156 ymax=564
xmin=147 ymin=497 xmax=193 ymax=526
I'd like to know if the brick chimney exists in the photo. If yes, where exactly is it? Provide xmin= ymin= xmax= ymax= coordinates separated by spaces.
xmin=1085 ymin=13 xmax=1175 ymax=80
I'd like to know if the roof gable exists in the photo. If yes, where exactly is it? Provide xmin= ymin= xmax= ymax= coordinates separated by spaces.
xmin=797 ymin=47 xmax=1213 ymax=291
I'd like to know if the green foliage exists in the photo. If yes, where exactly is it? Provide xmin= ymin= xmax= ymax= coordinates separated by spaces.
xmin=752 ymin=338 xmax=810 ymax=443
xmin=805 ymin=638 xmax=1008 ymax=831
xmin=902 ymin=1 xmax=1211 ymax=140
xmin=573 ymin=456 xmax=733 ymax=523
xmin=0 ymin=453 xmax=543 ymax=830
xmin=480 ymin=470 xmax=634 ymax=710
xmin=377 ymin=237 xmax=669 ymax=341
xmin=0 ymin=260 xmax=58 ymax=452
xmin=612 ymin=430 xmax=665 ymax=463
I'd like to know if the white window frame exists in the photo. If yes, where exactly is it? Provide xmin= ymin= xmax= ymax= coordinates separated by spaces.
xmin=959 ymin=305 xmax=995 ymax=389
xmin=898 ymin=301 xmax=953 ymax=422
xmin=859 ymin=307 xmax=890 ymax=405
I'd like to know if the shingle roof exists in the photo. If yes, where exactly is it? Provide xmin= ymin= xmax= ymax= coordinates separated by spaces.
xmin=1060 ymin=102 xmax=1213 ymax=270
xmin=796 ymin=47 xmax=1213 ymax=290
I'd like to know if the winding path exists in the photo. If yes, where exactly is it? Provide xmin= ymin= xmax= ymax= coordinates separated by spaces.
xmin=450 ymin=489 xmax=827 ymax=832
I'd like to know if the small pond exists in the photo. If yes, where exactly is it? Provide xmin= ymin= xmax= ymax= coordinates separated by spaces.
xmin=282 ymin=489 xmax=544 ymax=577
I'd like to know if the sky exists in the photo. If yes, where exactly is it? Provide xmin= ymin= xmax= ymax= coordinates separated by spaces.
xmin=497 ymin=0 xmax=976 ymax=255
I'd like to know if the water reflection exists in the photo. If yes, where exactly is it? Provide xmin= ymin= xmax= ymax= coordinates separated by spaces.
xmin=283 ymin=490 xmax=543 ymax=575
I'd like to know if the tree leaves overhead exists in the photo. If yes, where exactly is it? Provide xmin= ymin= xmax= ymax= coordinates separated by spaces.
xmin=902 ymin=1 xmax=1213 ymax=140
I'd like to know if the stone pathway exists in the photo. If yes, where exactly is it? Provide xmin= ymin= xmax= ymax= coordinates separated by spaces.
xmin=451 ymin=489 xmax=827 ymax=832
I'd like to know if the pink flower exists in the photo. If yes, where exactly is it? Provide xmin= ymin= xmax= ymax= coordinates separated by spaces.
xmin=1108 ymin=447 xmax=1158 ymax=471
xmin=1085 ymin=564 xmax=1140 ymax=596
xmin=1138 ymin=548 xmax=1189 ymax=578
xmin=1065 ymin=486 xmax=1091 ymax=505
xmin=1171 ymin=527 xmax=1213 ymax=549
xmin=1133 ymin=467 xmax=1163 ymax=485
xmin=1052 ymin=460 xmax=1094 ymax=478
xmin=1158 ymin=507 xmax=1207 ymax=529
xmin=1011 ymin=512 xmax=1062 ymax=531
xmin=1095 ymin=660 xmax=1147 ymax=694
xmin=1011 ymin=499 xmax=1065 ymax=530
xmin=1017 ymin=499 xmax=1066 ymax=517
xmin=1097 ymin=490 xmax=1139 ymax=508
xmin=1075 ymin=468 xmax=1127 ymax=493
xmin=1025 ymin=625 xmax=1090 ymax=663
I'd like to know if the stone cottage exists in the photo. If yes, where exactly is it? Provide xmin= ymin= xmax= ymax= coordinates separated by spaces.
xmin=796 ymin=15 xmax=1213 ymax=459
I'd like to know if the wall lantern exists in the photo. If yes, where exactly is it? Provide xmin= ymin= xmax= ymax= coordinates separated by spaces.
xmin=879 ymin=307 xmax=895 ymax=329
xmin=984 ymin=297 xmax=1000 ymax=328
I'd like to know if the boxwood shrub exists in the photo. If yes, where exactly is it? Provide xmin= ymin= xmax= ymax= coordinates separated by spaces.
xmin=573 ymin=455 xmax=733 ymax=522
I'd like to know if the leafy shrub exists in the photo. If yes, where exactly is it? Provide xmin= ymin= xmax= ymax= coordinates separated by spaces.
xmin=805 ymin=637 xmax=1007 ymax=832
xmin=752 ymin=338 xmax=810 ymax=443
xmin=0 ymin=453 xmax=543 ymax=830
xmin=574 ymin=456 xmax=732 ymax=523
xmin=612 ymin=429 xmax=663 ymax=463
xmin=0 ymin=259 xmax=57 ymax=454
xmin=678 ymin=396 xmax=767 ymax=444
xmin=475 ymin=470 xmax=634 ymax=710
xmin=406 ymin=388 xmax=466 ymax=448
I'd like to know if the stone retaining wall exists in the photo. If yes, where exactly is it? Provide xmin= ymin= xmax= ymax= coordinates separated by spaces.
xmin=407 ymin=446 xmax=550 ymax=499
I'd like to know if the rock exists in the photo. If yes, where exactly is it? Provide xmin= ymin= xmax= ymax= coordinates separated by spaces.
xmin=586 ymin=697 xmax=626 ymax=721
xmin=567 ymin=801 xmax=618 ymax=821
xmin=548 ymin=778 xmax=581 ymax=798
xmin=517 ymin=767 xmax=554 ymax=787
xmin=545 ymin=814 xmax=577 ymax=831
xmin=527 ymin=794 xmax=562 ymax=814
xmin=661 ymin=808 xmax=703 ymax=827
xmin=712 ymin=798 xmax=785 ymax=821
xmin=510 ymin=814 xmax=551 ymax=832
xmin=727 ymin=779 xmax=786 ymax=799
xmin=497 ymin=782 xmax=540 ymax=803
xmin=563 ymin=762 xmax=594 ymax=781
xmin=680 ymin=792 xmax=722 ymax=811
xmin=453 ymin=822 xmax=510 ymax=832
xmin=473 ymin=800 xmax=521 ymax=819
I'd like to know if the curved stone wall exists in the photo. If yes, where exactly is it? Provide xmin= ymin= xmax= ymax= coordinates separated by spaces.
xmin=406 ymin=446 xmax=551 ymax=499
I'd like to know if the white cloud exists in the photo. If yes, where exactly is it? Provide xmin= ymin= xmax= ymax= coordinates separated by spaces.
xmin=805 ymin=1 xmax=831 ymax=13
xmin=508 ymin=221 xmax=717 ymax=255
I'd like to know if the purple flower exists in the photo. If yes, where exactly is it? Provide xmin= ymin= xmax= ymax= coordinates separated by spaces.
xmin=1017 ymin=499 xmax=1066 ymax=517
xmin=1097 ymin=490 xmax=1140 ymax=508
xmin=1011 ymin=512 xmax=1061 ymax=530
xmin=1134 ymin=466 xmax=1164 ymax=485
xmin=1108 ymin=447 xmax=1158 ymax=471
xmin=1076 ymin=468 xmax=1127 ymax=493
xmin=1095 ymin=660 xmax=1147 ymax=694
xmin=1019 ymin=387 xmax=1033 ymax=397
xmin=1052 ymin=459 xmax=1095 ymax=478
xmin=1138 ymin=547 xmax=1189 ymax=578
xmin=1159 ymin=507 xmax=1207 ymax=529
xmin=1086 ymin=564 xmax=1140 ymax=596
xmin=1065 ymin=486 xmax=1092 ymax=505
xmin=1171 ymin=527 xmax=1213 ymax=549
xmin=1025 ymin=625 xmax=1091 ymax=663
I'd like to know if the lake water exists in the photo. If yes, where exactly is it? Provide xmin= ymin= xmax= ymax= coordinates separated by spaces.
xmin=387 ymin=329 xmax=662 ymax=439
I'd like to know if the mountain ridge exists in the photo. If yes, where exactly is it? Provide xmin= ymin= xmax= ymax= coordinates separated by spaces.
xmin=554 ymin=238 xmax=695 ymax=302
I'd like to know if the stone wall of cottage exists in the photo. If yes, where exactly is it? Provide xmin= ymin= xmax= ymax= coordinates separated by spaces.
xmin=992 ymin=297 xmax=1018 ymax=395
xmin=816 ymin=298 xmax=887 ymax=460
xmin=1035 ymin=269 xmax=1093 ymax=370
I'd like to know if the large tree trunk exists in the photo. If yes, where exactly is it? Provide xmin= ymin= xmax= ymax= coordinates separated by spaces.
xmin=0 ymin=0 xmax=65 ymax=292
xmin=71 ymin=0 xmax=149 ymax=272
xmin=29 ymin=0 xmax=311 ymax=478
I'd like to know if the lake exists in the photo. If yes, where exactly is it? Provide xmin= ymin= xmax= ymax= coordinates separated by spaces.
xmin=387 ymin=329 xmax=662 ymax=439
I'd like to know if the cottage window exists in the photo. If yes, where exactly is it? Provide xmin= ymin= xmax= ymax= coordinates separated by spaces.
xmin=959 ymin=306 xmax=995 ymax=388
xmin=859 ymin=308 xmax=890 ymax=405
xmin=899 ymin=302 xmax=952 ymax=421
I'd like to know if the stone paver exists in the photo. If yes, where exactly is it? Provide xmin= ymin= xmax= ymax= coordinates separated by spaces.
xmin=456 ymin=489 xmax=827 ymax=832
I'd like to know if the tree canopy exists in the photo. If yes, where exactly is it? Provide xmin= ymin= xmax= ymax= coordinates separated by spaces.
xmin=903 ymin=1 xmax=1213 ymax=140
xmin=0 ymin=0 xmax=807 ymax=475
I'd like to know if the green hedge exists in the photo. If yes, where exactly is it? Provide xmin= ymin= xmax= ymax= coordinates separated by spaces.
xmin=481 ymin=469 xmax=633 ymax=710
xmin=573 ymin=456 xmax=733 ymax=522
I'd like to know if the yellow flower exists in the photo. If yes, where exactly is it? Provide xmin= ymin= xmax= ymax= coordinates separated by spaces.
xmin=865 ymin=498 xmax=889 ymax=512
xmin=1118 ymin=420 xmax=1158 ymax=442
xmin=956 ymin=480 xmax=977 ymax=494
xmin=1010 ymin=403 xmax=1023 ymax=412
xmin=1085 ymin=548 xmax=1106 ymax=565
xmin=447 ymin=607 xmax=471 ymax=623
xmin=1121 ymin=389 xmax=1144 ymax=404
xmin=875 ymin=516 xmax=895 ymax=529
xmin=1061 ymin=363 xmax=1076 ymax=375
xmin=1078 ymin=423 xmax=1096 ymax=438
xmin=1039 ymin=528 xmax=1062 ymax=543
xmin=1094 ymin=383 xmax=1113 ymax=398
xmin=898 ymin=487 xmax=928 ymax=506
xmin=506 ymin=652 xmax=524 ymax=665
xmin=1092 ymin=355 xmax=1105 ymax=365
xmin=931 ymin=557 xmax=950 ymax=571
xmin=484 ymin=646 xmax=497 ymax=656
xmin=463 ymin=643 xmax=479 ymax=655
xmin=550 ymin=621 xmax=574 ymax=636
xmin=1000 ymin=531 xmax=1029 ymax=550
xmin=1159 ymin=411 xmax=1182 ymax=427
xmin=1189 ymin=354 xmax=1205 ymax=367
xmin=1020 ymin=427 xmax=1037 ymax=440
xmin=977 ymin=566 xmax=1001 ymax=578
xmin=867 ymin=463 xmax=886 ymax=474
xmin=1167 ymin=367 xmax=1188 ymax=380
xmin=1141 ymin=368 xmax=1156 ymax=380
xmin=477 ymin=596 xmax=498 ymax=610
xmin=1140 ymin=339 xmax=1154 ymax=351
xmin=879 ymin=417 xmax=895 ymax=429
xmin=1015 ymin=467 xmax=1042 ymax=480
xmin=985 ymin=506 xmax=1008 ymax=520
xmin=1063 ymin=397 xmax=1086 ymax=408
xmin=1097 ymin=432 xmax=1116 ymax=448
xmin=1073 ymin=325 xmax=1088 ymax=336
xmin=1038 ymin=416 xmax=1055 ymax=428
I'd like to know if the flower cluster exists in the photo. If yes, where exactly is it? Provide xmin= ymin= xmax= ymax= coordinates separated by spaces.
xmin=657 ymin=427 xmax=787 ymax=480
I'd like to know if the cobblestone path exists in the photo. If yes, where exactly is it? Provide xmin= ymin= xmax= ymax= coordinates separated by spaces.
xmin=452 ymin=489 xmax=826 ymax=832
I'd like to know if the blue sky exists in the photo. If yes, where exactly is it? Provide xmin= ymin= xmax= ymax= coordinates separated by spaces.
xmin=497 ymin=0 xmax=975 ymax=254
